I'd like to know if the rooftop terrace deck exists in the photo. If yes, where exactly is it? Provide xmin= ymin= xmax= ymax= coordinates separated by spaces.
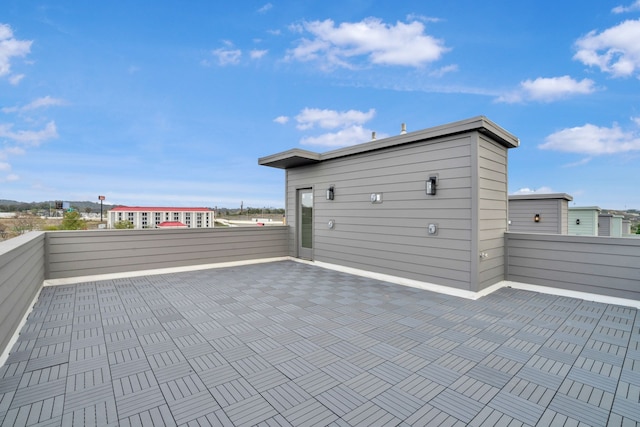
xmin=0 ymin=260 xmax=638 ymax=426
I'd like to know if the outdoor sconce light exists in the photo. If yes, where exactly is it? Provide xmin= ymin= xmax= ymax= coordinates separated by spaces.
xmin=534 ymin=213 xmax=541 ymax=223
xmin=426 ymin=176 xmax=437 ymax=196
xmin=326 ymin=186 xmax=334 ymax=200
xmin=576 ymin=218 xmax=580 ymax=225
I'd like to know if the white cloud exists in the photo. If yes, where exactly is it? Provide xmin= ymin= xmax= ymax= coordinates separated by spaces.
xmin=286 ymin=17 xmax=448 ymax=69
xmin=300 ymin=125 xmax=374 ymax=147
xmin=633 ymin=116 xmax=640 ymax=126
xmin=9 ymin=73 xmax=24 ymax=85
xmin=612 ymin=0 xmax=640 ymax=13
xmin=406 ymin=14 xmax=442 ymax=24
xmin=521 ymin=76 xmax=596 ymax=101
xmin=2 ymin=96 xmax=66 ymax=113
xmin=295 ymin=108 xmax=376 ymax=130
xmin=511 ymin=187 xmax=556 ymax=195
xmin=250 ymin=49 xmax=268 ymax=59
xmin=574 ymin=19 xmax=640 ymax=77
xmin=273 ymin=116 xmax=289 ymax=124
xmin=292 ymin=107 xmax=382 ymax=148
xmin=0 ymin=23 xmax=32 ymax=81
xmin=539 ymin=122 xmax=640 ymax=155
xmin=0 ymin=121 xmax=58 ymax=146
xmin=0 ymin=161 xmax=10 ymax=171
xmin=429 ymin=64 xmax=458 ymax=77
xmin=562 ymin=157 xmax=593 ymax=168
xmin=4 ymin=146 xmax=25 ymax=155
xmin=497 ymin=76 xmax=596 ymax=103
xmin=211 ymin=47 xmax=241 ymax=65
xmin=0 ymin=173 xmax=19 ymax=183
xmin=257 ymin=3 xmax=273 ymax=14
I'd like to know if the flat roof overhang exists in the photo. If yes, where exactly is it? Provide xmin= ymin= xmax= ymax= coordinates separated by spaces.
xmin=258 ymin=149 xmax=321 ymax=169
xmin=509 ymin=193 xmax=574 ymax=202
xmin=258 ymin=116 xmax=520 ymax=170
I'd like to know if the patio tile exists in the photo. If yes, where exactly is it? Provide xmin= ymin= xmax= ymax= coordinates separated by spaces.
xmin=280 ymin=399 xmax=338 ymax=426
xmin=612 ymin=381 xmax=640 ymax=421
xmin=371 ymin=387 xmax=425 ymax=419
xmin=403 ymin=403 xmax=464 ymax=426
xmin=209 ymin=377 xmax=257 ymax=407
xmin=118 ymin=404 xmax=175 ymax=427
xmin=548 ymin=391 xmax=610 ymax=426
xmin=431 ymin=388 xmax=485 ymax=424
xmin=341 ymin=401 xmax=400 ymax=426
xmin=223 ymin=394 xmax=278 ymax=427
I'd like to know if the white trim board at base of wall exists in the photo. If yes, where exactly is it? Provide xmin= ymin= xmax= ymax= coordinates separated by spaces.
xmin=300 ymin=259 xmax=640 ymax=309
xmin=43 ymin=257 xmax=291 ymax=287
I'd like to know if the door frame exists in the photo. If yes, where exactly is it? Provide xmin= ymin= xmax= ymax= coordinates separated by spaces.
xmin=297 ymin=187 xmax=313 ymax=260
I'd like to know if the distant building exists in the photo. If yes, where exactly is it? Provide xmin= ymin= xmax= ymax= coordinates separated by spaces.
xmin=598 ymin=213 xmax=624 ymax=237
xmin=107 ymin=206 xmax=215 ymax=229
xmin=569 ymin=206 xmax=601 ymax=236
xmin=508 ymin=193 xmax=573 ymax=234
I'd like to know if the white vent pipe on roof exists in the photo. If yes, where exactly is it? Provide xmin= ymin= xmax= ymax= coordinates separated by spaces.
xmin=401 ymin=123 xmax=407 ymax=134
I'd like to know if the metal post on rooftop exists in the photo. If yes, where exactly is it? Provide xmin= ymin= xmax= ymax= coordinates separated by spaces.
xmin=99 ymin=195 xmax=105 ymax=222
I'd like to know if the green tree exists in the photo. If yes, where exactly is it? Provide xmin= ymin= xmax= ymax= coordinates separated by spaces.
xmin=61 ymin=210 xmax=86 ymax=230
xmin=114 ymin=220 xmax=134 ymax=229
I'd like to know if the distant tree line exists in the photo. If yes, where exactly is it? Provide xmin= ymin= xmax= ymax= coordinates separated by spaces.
xmin=218 ymin=207 xmax=285 ymax=216
xmin=0 ymin=200 xmax=115 ymax=213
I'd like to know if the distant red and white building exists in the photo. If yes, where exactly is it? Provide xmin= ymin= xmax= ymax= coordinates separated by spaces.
xmin=107 ymin=206 xmax=215 ymax=229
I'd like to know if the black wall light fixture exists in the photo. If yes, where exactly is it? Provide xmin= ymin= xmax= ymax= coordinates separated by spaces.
xmin=534 ymin=213 xmax=541 ymax=223
xmin=576 ymin=218 xmax=580 ymax=225
xmin=426 ymin=176 xmax=437 ymax=195
xmin=326 ymin=186 xmax=335 ymax=200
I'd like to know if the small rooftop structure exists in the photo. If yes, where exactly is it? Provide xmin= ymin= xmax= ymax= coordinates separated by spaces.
xmin=261 ymin=116 xmax=520 ymax=294
xmin=569 ymin=206 xmax=602 ymax=236
xmin=599 ymin=213 xmax=625 ymax=237
xmin=508 ymin=193 xmax=573 ymax=234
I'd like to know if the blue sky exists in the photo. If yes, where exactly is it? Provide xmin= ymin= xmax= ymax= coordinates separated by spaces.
xmin=1 ymin=1 xmax=639 ymax=210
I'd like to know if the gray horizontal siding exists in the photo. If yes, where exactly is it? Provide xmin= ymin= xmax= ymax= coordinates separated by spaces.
xmin=287 ymin=135 xmax=474 ymax=290
xmin=505 ymin=232 xmax=640 ymax=300
xmin=47 ymin=227 xmax=289 ymax=279
xmin=477 ymin=136 xmax=508 ymax=290
xmin=0 ymin=232 xmax=45 ymax=359
xmin=509 ymin=199 xmax=562 ymax=234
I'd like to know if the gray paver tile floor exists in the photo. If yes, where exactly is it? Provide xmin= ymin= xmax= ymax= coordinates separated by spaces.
xmin=0 ymin=260 xmax=638 ymax=426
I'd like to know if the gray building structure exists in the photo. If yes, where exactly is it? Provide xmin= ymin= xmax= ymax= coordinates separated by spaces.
xmin=508 ymin=193 xmax=572 ymax=234
xmin=260 ymin=116 xmax=519 ymax=294
xmin=568 ymin=206 xmax=601 ymax=236
xmin=599 ymin=213 xmax=624 ymax=237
